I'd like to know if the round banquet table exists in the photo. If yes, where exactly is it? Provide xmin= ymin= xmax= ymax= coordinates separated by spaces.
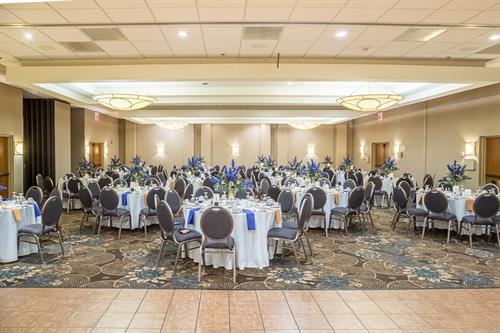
xmin=99 ymin=189 xmax=147 ymax=230
xmin=373 ymin=178 xmax=396 ymax=207
xmin=0 ymin=204 xmax=41 ymax=263
xmin=294 ymin=187 xmax=350 ymax=229
xmin=183 ymin=205 xmax=281 ymax=270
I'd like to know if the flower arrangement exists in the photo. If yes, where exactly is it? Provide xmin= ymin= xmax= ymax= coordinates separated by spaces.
xmin=379 ymin=158 xmax=399 ymax=176
xmin=340 ymin=156 xmax=353 ymax=170
xmin=221 ymin=159 xmax=252 ymax=197
xmin=127 ymin=155 xmax=147 ymax=184
xmin=0 ymin=184 xmax=6 ymax=191
xmin=438 ymin=160 xmax=471 ymax=189
xmin=323 ymin=155 xmax=332 ymax=168
xmin=287 ymin=156 xmax=303 ymax=175
xmin=255 ymin=154 xmax=276 ymax=170
xmin=108 ymin=155 xmax=122 ymax=171
xmin=186 ymin=155 xmax=205 ymax=173
xmin=77 ymin=157 xmax=95 ymax=176
xmin=306 ymin=159 xmax=321 ymax=182
xmin=256 ymin=154 xmax=266 ymax=166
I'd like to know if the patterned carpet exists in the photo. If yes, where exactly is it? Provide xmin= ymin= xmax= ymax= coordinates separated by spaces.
xmin=2 ymin=208 xmax=500 ymax=290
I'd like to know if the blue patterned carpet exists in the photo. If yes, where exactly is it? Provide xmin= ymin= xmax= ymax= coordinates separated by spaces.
xmin=1 ymin=208 xmax=500 ymax=289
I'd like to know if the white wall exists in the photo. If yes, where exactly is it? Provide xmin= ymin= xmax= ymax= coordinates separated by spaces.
xmin=84 ymin=109 xmax=120 ymax=167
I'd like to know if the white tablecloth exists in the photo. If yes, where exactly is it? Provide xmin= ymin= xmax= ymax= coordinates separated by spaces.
xmin=294 ymin=188 xmax=349 ymax=229
xmin=373 ymin=178 xmax=396 ymax=207
xmin=0 ymin=205 xmax=41 ymax=263
xmin=183 ymin=206 xmax=280 ymax=269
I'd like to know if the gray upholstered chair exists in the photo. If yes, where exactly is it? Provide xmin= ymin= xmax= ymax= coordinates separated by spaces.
xmin=194 ymin=186 xmax=214 ymax=199
xmin=234 ymin=188 xmax=254 ymax=199
xmin=17 ymin=196 xmax=64 ymax=264
xmin=43 ymin=176 xmax=54 ymax=194
xmin=369 ymin=176 xmax=389 ymax=208
xmin=88 ymin=181 xmax=101 ymax=202
xmin=49 ymin=188 xmax=62 ymax=200
xmin=35 ymin=174 xmax=44 ymax=190
xmin=145 ymin=177 xmax=160 ymax=187
xmin=198 ymin=206 xmax=236 ymax=283
xmin=343 ymin=179 xmax=357 ymax=190
xmin=391 ymin=186 xmax=427 ymax=236
xmin=174 ymin=178 xmax=187 ymax=198
xmin=183 ymin=183 xmax=194 ymax=200
xmin=63 ymin=178 xmax=82 ymax=212
xmin=283 ymin=177 xmax=299 ymax=187
xmin=318 ymin=177 xmax=331 ymax=187
xmin=97 ymin=187 xmax=131 ymax=239
xmin=78 ymin=186 xmax=102 ymax=233
xmin=165 ymin=190 xmax=186 ymax=226
xmin=157 ymin=172 xmax=166 ymax=186
xmin=278 ymin=189 xmax=296 ymax=222
xmin=113 ymin=178 xmax=127 ymax=187
xmin=25 ymin=186 xmax=43 ymax=207
xmin=307 ymin=187 xmax=328 ymax=236
xmin=97 ymin=176 xmax=112 ymax=189
xmin=360 ymin=181 xmax=376 ymax=229
xmin=460 ymin=193 xmax=500 ymax=248
xmin=139 ymin=186 xmax=166 ymax=238
xmin=481 ymin=183 xmax=499 ymax=195
xmin=267 ymin=185 xmax=281 ymax=202
xmin=156 ymin=200 xmax=202 ymax=271
xmin=421 ymin=190 xmax=458 ymax=243
xmin=330 ymin=186 xmax=365 ymax=235
xmin=259 ymin=177 xmax=271 ymax=197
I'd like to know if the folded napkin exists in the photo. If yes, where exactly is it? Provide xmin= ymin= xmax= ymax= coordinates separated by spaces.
xmin=29 ymin=202 xmax=41 ymax=218
xmin=333 ymin=192 xmax=340 ymax=205
xmin=465 ymin=197 xmax=474 ymax=211
xmin=121 ymin=192 xmax=131 ymax=206
xmin=187 ymin=207 xmax=200 ymax=225
xmin=418 ymin=193 xmax=424 ymax=205
xmin=242 ymin=209 xmax=256 ymax=230
xmin=274 ymin=208 xmax=282 ymax=225
xmin=4 ymin=207 xmax=22 ymax=222
xmin=364 ymin=179 xmax=368 ymax=187
xmin=143 ymin=192 xmax=148 ymax=205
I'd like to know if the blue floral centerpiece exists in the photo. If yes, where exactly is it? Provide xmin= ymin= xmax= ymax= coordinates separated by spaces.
xmin=341 ymin=156 xmax=353 ymax=170
xmin=221 ymin=159 xmax=252 ymax=198
xmin=264 ymin=155 xmax=276 ymax=170
xmin=287 ymin=156 xmax=303 ymax=175
xmin=127 ymin=155 xmax=147 ymax=184
xmin=186 ymin=155 xmax=205 ymax=173
xmin=379 ymin=158 xmax=399 ymax=176
xmin=77 ymin=157 xmax=95 ymax=176
xmin=438 ymin=160 xmax=471 ymax=189
xmin=108 ymin=155 xmax=122 ymax=171
xmin=256 ymin=154 xmax=266 ymax=167
xmin=306 ymin=159 xmax=321 ymax=182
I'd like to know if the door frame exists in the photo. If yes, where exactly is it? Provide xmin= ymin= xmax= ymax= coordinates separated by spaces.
xmin=371 ymin=142 xmax=390 ymax=170
xmin=0 ymin=134 xmax=14 ymax=196
xmin=479 ymin=135 xmax=500 ymax=186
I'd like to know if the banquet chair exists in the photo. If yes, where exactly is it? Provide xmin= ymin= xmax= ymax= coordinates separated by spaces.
xmin=202 ymin=177 xmax=215 ymax=190
xmin=194 ymin=186 xmax=214 ymax=199
xmin=329 ymin=186 xmax=365 ymax=235
xmin=324 ymin=169 xmax=334 ymax=183
xmin=460 ymin=193 xmax=500 ymax=248
xmin=150 ymin=166 xmax=158 ymax=176
xmin=49 ymin=188 xmax=63 ymax=200
xmin=355 ymin=171 xmax=364 ymax=186
xmin=113 ymin=178 xmax=127 ymax=187
xmin=36 ymin=174 xmax=45 ymax=191
xmin=157 ymin=172 xmax=166 ymax=186
xmin=369 ymin=176 xmax=389 ymax=209
xmin=481 ymin=183 xmax=499 ymax=195
xmin=110 ymin=171 xmax=120 ymax=180
xmin=260 ymin=177 xmax=271 ymax=197
xmin=43 ymin=176 xmax=54 ymax=195
xmin=65 ymin=173 xmax=76 ymax=179
xmin=88 ymin=181 xmax=101 ymax=202
xmin=422 ymin=174 xmax=434 ymax=189
xmin=165 ymin=190 xmax=187 ymax=226
xmin=398 ymin=180 xmax=415 ymax=206
xmin=347 ymin=171 xmax=357 ymax=183
xmin=97 ymin=187 xmax=131 ymax=240
xmin=97 ymin=176 xmax=112 ymax=189
xmin=78 ymin=186 xmax=103 ymax=234
xmin=391 ymin=187 xmax=427 ymax=236
xmin=183 ymin=183 xmax=194 ymax=200
xmin=198 ymin=206 xmax=236 ymax=283
xmin=284 ymin=177 xmax=299 ymax=187
xmin=318 ymin=177 xmax=331 ymax=187
xmin=343 ymin=179 xmax=357 ymax=190
xmin=145 ymin=177 xmax=160 ymax=187
xmin=360 ymin=181 xmax=376 ymax=229
xmin=64 ymin=178 xmax=83 ymax=212
xmin=174 ymin=178 xmax=187 ymax=197
xmin=156 ymin=200 xmax=202 ymax=271
xmin=234 ymin=188 xmax=254 ymax=199
xmin=306 ymin=187 xmax=328 ymax=236
xmin=139 ymin=186 xmax=166 ymax=238
xmin=282 ymin=192 xmax=314 ymax=256
xmin=268 ymin=192 xmax=313 ymax=264
xmin=17 ymin=196 xmax=64 ymax=264
xmin=25 ymin=186 xmax=43 ymax=207
xmin=278 ymin=189 xmax=297 ymax=222
xmin=267 ymin=185 xmax=281 ymax=202
xmin=421 ymin=190 xmax=458 ymax=244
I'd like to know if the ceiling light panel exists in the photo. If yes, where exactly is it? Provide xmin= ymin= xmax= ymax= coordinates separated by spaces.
xmin=395 ymin=28 xmax=447 ymax=42
xmin=243 ymin=26 xmax=283 ymax=40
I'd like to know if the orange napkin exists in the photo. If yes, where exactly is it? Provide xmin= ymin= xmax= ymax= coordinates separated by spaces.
xmin=418 ymin=193 xmax=424 ymax=205
xmin=143 ymin=192 xmax=148 ymax=204
xmin=4 ymin=207 xmax=22 ymax=222
xmin=333 ymin=192 xmax=340 ymax=205
xmin=465 ymin=197 xmax=474 ymax=211
xmin=364 ymin=179 xmax=368 ymax=187
xmin=274 ymin=208 xmax=282 ymax=224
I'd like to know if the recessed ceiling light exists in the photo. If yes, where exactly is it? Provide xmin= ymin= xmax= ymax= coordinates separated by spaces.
xmin=177 ymin=30 xmax=188 ymax=38
xmin=23 ymin=32 xmax=33 ymax=40
xmin=287 ymin=81 xmax=293 ymax=86
xmin=335 ymin=30 xmax=348 ymax=38
xmin=202 ymin=82 xmax=208 ymax=86
xmin=489 ymin=34 xmax=500 ymax=41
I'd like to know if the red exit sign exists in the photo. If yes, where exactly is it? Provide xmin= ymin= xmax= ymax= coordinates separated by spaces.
xmin=95 ymin=112 xmax=100 ymax=121
xmin=377 ymin=112 xmax=383 ymax=121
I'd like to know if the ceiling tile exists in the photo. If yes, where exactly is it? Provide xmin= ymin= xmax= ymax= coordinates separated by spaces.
xmin=30 ymin=41 xmax=75 ymax=54
xmin=0 ymin=27 xmax=52 ymax=42
xmin=0 ymin=31 xmax=13 ymax=42
xmin=306 ymin=40 xmax=350 ymax=56
xmin=441 ymin=0 xmax=499 ymax=10
xmin=161 ymin=25 xmax=203 ymax=40
xmin=37 ymin=27 xmax=91 ymax=42
xmin=447 ymin=42 xmax=492 ymax=53
xmin=412 ymin=41 xmax=457 ymax=53
xmin=198 ymin=7 xmax=245 ymax=21
xmin=333 ymin=8 xmax=388 ymax=23
xmin=394 ymin=0 xmax=449 ymax=9
xmin=296 ymin=0 xmax=347 ymax=7
xmin=152 ymin=7 xmax=199 ymax=22
xmin=468 ymin=30 xmax=500 ymax=43
xmin=421 ymin=9 xmax=482 ymax=24
xmin=344 ymin=0 xmax=399 ymax=8
xmin=240 ymin=39 xmax=277 ymax=57
xmin=168 ymin=39 xmax=206 ymax=57
xmin=205 ymin=39 xmax=240 ymax=56
xmin=0 ymin=41 xmax=37 ymax=53
xmin=146 ymin=0 xmax=197 ymax=7
xmin=377 ymin=9 xmax=433 ymax=23
xmin=132 ymin=40 xmax=173 ymax=56
xmin=246 ymin=0 xmax=296 ymax=7
xmin=289 ymin=7 xmax=341 ymax=22
xmin=468 ymin=53 xmax=499 ymax=59
xmin=50 ymin=0 xmax=100 ymax=9
xmin=338 ymin=40 xmax=386 ymax=57
xmin=96 ymin=0 xmax=148 ymax=8
xmin=274 ymin=40 xmax=314 ymax=56
xmin=95 ymin=40 xmax=142 ymax=57
xmin=57 ymin=9 xmax=112 ymax=23
xmin=467 ymin=10 xmax=500 ymax=24
xmin=8 ymin=9 xmax=67 ymax=24
xmin=120 ymin=26 xmax=165 ymax=41
xmin=197 ymin=0 xmax=246 ymax=7
xmin=431 ymin=28 xmax=491 ymax=43
xmin=371 ymin=41 xmax=422 ymax=57
xmin=280 ymin=25 xmax=326 ymax=40
xmin=0 ymin=9 xmax=24 ymax=24
xmin=316 ymin=25 xmax=368 ymax=42
xmin=75 ymin=51 xmax=110 ymax=59
xmin=104 ymin=8 xmax=154 ymax=23
xmin=245 ymin=7 xmax=294 ymax=21
xmin=356 ymin=26 xmax=409 ymax=42
xmin=404 ymin=51 xmax=439 ymax=58
xmin=202 ymin=25 xmax=242 ymax=40
xmin=1 ymin=3 xmax=51 ymax=9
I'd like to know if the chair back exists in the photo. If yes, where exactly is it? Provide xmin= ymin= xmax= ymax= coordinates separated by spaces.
xmin=113 ymin=178 xmax=127 ymax=187
xmin=368 ymin=176 xmax=382 ymax=191
xmin=473 ymin=193 xmax=500 ymax=219
xmin=78 ymin=186 xmax=94 ymax=209
xmin=110 ymin=171 xmax=120 ymax=180
xmin=343 ymin=179 xmax=357 ymax=190
xmin=43 ymin=177 xmax=54 ymax=193
xmin=277 ymin=189 xmax=294 ymax=214
xmin=347 ymin=171 xmax=357 ymax=183
xmin=157 ymin=200 xmax=175 ymax=239
xmin=297 ymin=193 xmax=313 ymax=232
xmin=481 ymin=183 xmax=499 ymax=195
xmin=150 ymin=166 xmax=158 ymax=176
xmin=202 ymin=177 xmax=215 ymax=190
xmin=194 ymin=186 xmax=214 ymax=199
xmin=25 ymin=186 xmax=43 ymax=207
xmin=423 ymin=190 xmax=448 ymax=214
xmin=364 ymin=181 xmax=375 ymax=202
xmin=166 ymin=190 xmax=183 ymax=214
xmin=318 ymin=177 xmax=331 ymax=187
xmin=306 ymin=187 xmax=327 ymax=210
xmin=174 ymin=178 xmax=186 ymax=197
xmin=399 ymin=180 xmax=411 ymax=199
xmin=41 ymin=196 xmax=63 ymax=229
xmin=145 ymin=177 xmax=160 ymax=187
xmin=146 ymin=186 xmax=166 ymax=210
xmin=49 ymin=188 xmax=62 ymax=200
xmin=355 ymin=172 xmax=364 ymax=186
xmin=99 ymin=187 xmax=119 ymax=211
xmin=157 ymin=172 xmax=166 ymax=186
xmin=260 ymin=177 xmax=271 ymax=195
xmin=184 ymin=183 xmax=194 ymax=200
xmin=67 ymin=178 xmax=82 ymax=194
xmin=283 ymin=177 xmax=299 ymax=187
xmin=267 ymin=185 xmax=281 ymax=201
xmin=324 ymin=169 xmax=334 ymax=182
xmin=88 ymin=181 xmax=101 ymax=199
xmin=393 ymin=186 xmax=408 ymax=211
xmin=200 ymin=206 xmax=234 ymax=245
xmin=98 ymin=176 xmax=112 ymax=189
xmin=347 ymin=186 xmax=365 ymax=210
xmin=36 ymin=174 xmax=44 ymax=189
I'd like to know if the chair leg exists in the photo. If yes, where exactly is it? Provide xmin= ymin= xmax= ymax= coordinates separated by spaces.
xmin=232 ymin=249 xmax=237 ymax=284
xmin=97 ymin=215 xmax=103 ymax=236
xmin=92 ymin=215 xmax=99 ymax=234
xmin=300 ymin=238 xmax=308 ymax=262
xmin=34 ymin=235 xmax=45 ymax=264
xmin=198 ymin=249 xmax=203 ymax=282
xmin=57 ymin=230 xmax=64 ymax=256
xmin=369 ymin=211 xmax=374 ymax=228
xmin=156 ymin=240 xmax=165 ymax=268
xmin=118 ymin=216 xmax=123 ymax=240
xmin=173 ymin=243 xmax=182 ymax=273
xmin=290 ymin=241 xmax=300 ymax=265
xmin=447 ymin=220 xmax=452 ymax=244
xmin=469 ymin=227 xmax=473 ymax=248
xmin=79 ymin=213 xmax=86 ymax=233
xmin=304 ymin=232 xmax=313 ymax=256
xmin=495 ymin=224 xmax=500 ymax=249
xmin=325 ymin=216 xmax=330 ymax=237
xmin=421 ymin=217 xmax=427 ymax=239
xmin=358 ymin=215 xmax=364 ymax=234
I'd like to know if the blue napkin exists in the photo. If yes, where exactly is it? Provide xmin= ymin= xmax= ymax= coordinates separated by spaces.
xmin=121 ymin=192 xmax=131 ymax=206
xmin=187 ymin=207 xmax=200 ymax=225
xmin=29 ymin=202 xmax=41 ymax=217
xmin=242 ymin=209 xmax=256 ymax=231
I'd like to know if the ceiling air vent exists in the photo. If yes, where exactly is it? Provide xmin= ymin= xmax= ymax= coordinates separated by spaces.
xmin=395 ymin=28 xmax=446 ymax=42
xmin=60 ymin=42 xmax=104 ymax=53
xmin=80 ymin=28 xmax=126 ymax=41
xmin=243 ymin=26 xmax=283 ymax=40
xmin=476 ymin=44 xmax=500 ymax=54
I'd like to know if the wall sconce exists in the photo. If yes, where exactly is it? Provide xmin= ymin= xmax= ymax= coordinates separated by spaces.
xmin=394 ymin=143 xmax=404 ymax=158
xmin=231 ymin=144 xmax=240 ymax=157
xmin=84 ymin=144 xmax=90 ymax=157
xmin=464 ymin=142 xmax=475 ymax=156
xmin=104 ymin=144 xmax=109 ymax=155
xmin=14 ymin=142 xmax=23 ymax=155
xmin=156 ymin=144 xmax=165 ymax=156
xmin=307 ymin=144 xmax=315 ymax=156
xmin=360 ymin=144 xmax=366 ymax=161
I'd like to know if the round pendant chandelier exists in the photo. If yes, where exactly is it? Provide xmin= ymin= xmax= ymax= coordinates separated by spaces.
xmin=93 ymin=94 xmax=156 ymax=111
xmin=337 ymin=94 xmax=404 ymax=112
xmin=288 ymin=122 xmax=321 ymax=130
xmin=157 ymin=122 xmax=189 ymax=130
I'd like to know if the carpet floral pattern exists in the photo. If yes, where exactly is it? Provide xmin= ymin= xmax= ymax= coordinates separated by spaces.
xmin=2 ymin=209 xmax=500 ymax=289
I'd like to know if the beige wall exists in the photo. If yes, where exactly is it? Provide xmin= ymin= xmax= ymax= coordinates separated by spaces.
xmin=351 ymin=83 xmax=500 ymax=188
xmin=54 ymin=101 xmax=71 ymax=182
xmin=84 ymin=109 xmax=120 ymax=167
xmin=0 ymin=83 xmax=23 ymax=193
